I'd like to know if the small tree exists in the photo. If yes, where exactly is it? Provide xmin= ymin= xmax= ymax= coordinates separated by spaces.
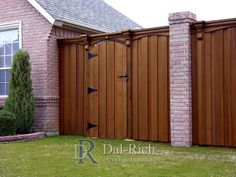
xmin=5 ymin=50 xmax=35 ymax=134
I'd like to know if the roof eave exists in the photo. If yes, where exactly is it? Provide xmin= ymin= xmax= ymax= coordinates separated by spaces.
xmin=54 ymin=19 xmax=112 ymax=33
xmin=27 ymin=0 xmax=55 ymax=24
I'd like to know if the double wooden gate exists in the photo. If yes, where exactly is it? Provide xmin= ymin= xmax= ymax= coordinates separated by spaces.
xmin=59 ymin=27 xmax=170 ymax=142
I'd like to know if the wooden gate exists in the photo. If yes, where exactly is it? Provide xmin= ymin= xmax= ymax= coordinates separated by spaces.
xmin=59 ymin=41 xmax=127 ymax=138
xmin=59 ymin=27 xmax=170 ymax=142
xmin=192 ymin=20 xmax=236 ymax=147
xmin=85 ymin=42 xmax=127 ymax=138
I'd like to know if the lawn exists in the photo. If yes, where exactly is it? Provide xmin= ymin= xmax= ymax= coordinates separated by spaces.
xmin=0 ymin=136 xmax=236 ymax=177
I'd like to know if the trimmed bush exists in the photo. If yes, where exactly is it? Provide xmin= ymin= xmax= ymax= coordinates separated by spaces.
xmin=0 ymin=110 xmax=16 ymax=136
xmin=4 ymin=50 xmax=35 ymax=134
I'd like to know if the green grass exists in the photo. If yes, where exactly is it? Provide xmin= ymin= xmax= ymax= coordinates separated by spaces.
xmin=0 ymin=136 xmax=236 ymax=177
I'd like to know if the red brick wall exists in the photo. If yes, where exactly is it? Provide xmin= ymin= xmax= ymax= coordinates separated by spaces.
xmin=0 ymin=0 xmax=81 ymax=135
xmin=0 ymin=0 xmax=52 ymax=98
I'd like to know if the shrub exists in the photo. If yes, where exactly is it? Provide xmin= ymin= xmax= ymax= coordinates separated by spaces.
xmin=4 ymin=50 xmax=35 ymax=134
xmin=0 ymin=110 xmax=16 ymax=136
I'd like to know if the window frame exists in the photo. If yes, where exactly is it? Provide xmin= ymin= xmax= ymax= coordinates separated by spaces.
xmin=0 ymin=21 xmax=22 ymax=97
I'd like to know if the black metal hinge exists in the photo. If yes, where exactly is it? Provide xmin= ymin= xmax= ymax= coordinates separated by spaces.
xmin=88 ymin=53 xmax=97 ymax=60
xmin=88 ymin=87 xmax=98 ymax=94
xmin=87 ymin=122 xmax=98 ymax=130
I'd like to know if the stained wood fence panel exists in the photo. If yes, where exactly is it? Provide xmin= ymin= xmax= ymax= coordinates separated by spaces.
xmin=131 ymin=35 xmax=169 ymax=142
xmin=59 ymin=44 xmax=84 ymax=135
xmin=192 ymin=24 xmax=236 ymax=147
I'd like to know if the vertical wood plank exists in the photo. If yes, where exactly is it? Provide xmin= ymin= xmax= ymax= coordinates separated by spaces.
xmin=229 ymin=28 xmax=236 ymax=147
xmin=131 ymin=40 xmax=139 ymax=140
xmin=138 ymin=37 xmax=149 ymax=140
xmin=83 ymin=48 xmax=89 ymax=136
xmin=127 ymin=42 xmax=132 ymax=139
xmin=148 ymin=36 xmax=158 ymax=141
xmin=77 ymin=45 xmax=84 ymax=135
xmin=63 ymin=45 xmax=70 ymax=134
xmin=98 ymin=43 xmax=107 ymax=138
xmin=70 ymin=44 xmax=77 ymax=134
xmin=106 ymin=42 xmax=115 ymax=138
xmin=158 ymin=36 xmax=169 ymax=142
xmin=211 ymin=30 xmax=224 ymax=146
xmin=223 ymin=29 xmax=230 ymax=146
xmin=88 ymin=46 xmax=95 ymax=137
xmin=204 ymin=33 xmax=212 ymax=145
xmin=201 ymin=36 xmax=207 ymax=145
xmin=92 ymin=45 xmax=99 ymax=137
xmin=115 ymin=43 xmax=127 ymax=138
xmin=59 ymin=45 xmax=64 ymax=134
xmin=197 ymin=34 xmax=203 ymax=145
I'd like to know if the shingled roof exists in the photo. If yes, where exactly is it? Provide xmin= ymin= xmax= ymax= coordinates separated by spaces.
xmin=28 ymin=0 xmax=142 ymax=32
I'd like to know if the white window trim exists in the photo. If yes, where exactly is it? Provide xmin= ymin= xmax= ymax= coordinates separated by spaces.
xmin=0 ymin=21 xmax=22 ymax=48
xmin=0 ymin=21 xmax=22 ymax=97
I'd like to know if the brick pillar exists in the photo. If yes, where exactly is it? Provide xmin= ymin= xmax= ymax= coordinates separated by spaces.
xmin=169 ymin=12 xmax=197 ymax=147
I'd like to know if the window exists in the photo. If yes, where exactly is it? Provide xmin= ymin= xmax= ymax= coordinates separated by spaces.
xmin=0 ymin=22 xmax=21 ymax=96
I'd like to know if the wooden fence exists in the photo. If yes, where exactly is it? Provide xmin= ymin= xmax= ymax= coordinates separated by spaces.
xmin=59 ymin=27 xmax=170 ymax=142
xmin=192 ymin=19 xmax=236 ymax=147
xmin=59 ymin=17 xmax=236 ymax=147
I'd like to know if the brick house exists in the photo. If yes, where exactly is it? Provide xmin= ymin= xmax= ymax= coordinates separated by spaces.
xmin=0 ymin=0 xmax=141 ymax=135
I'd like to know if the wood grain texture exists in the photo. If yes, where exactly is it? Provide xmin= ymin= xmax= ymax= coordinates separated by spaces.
xmin=106 ymin=42 xmax=115 ymax=138
xmin=59 ymin=29 xmax=170 ymax=143
xmin=192 ymin=25 xmax=236 ymax=147
xmin=59 ymin=45 xmax=64 ymax=134
xmin=148 ymin=36 xmax=158 ymax=141
xmin=131 ymin=40 xmax=139 ymax=140
xmin=138 ymin=37 xmax=149 ymax=140
xmin=63 ymin=45 xmax=70 ymax=134
xmin=115 ymin=43 xmax=127 ymax=139
xmin=157 ymin=36 xmax=169 ymax=142
xmin=98 ymin=43 xmax=107 ymax=138
xmin=77 ymin=45 xmax=84 ymax=135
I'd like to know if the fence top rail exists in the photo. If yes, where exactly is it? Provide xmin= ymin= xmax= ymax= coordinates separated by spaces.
xmin=58 ymin=25 xmax=169 ymax=45
xmin=192 ymin=17 xmax=236 ymax=29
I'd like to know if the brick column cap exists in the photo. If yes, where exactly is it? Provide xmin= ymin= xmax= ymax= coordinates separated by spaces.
xmin=169 ymin=11 xmax=197 ymax=24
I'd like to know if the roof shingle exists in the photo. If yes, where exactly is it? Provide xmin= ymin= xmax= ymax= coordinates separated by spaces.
xmin=34 ymin=0 xmax=142 ymax=32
